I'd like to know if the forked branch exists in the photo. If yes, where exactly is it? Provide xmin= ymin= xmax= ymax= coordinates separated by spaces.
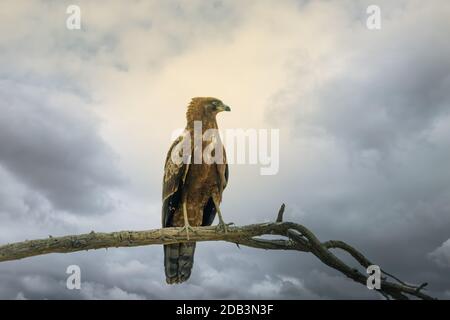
xmin=0 ymin=205 xmax=435 ymax=300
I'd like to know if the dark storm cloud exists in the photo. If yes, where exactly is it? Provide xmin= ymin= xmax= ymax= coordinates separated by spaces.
xmin=272 ymin=2 xmax=450 ymax=154
xmin=265 ymin=1 xmax=450 ymax=298
xmin=0 ymin=80 xmax=123 ymax=215
xmin=0 ymin=244 xmax=325 ymax=300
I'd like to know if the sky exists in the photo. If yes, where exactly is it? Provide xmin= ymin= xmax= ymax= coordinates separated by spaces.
xmin=0 ymin=0 xmax=449 ymax=299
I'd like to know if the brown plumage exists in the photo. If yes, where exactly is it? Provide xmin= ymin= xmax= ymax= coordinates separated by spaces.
xmin=162 ymin=97 xmax=230 ymax=284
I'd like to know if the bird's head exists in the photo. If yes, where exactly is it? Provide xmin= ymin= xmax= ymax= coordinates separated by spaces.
xmin=202 ymin=97 xmax=231 ymax=114
xmin=188 ymin=97 xmax=231 ymax=120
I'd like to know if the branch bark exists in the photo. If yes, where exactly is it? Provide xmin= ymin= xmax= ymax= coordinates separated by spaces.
xmin=0 ymin=205 xmax=435 ymax=300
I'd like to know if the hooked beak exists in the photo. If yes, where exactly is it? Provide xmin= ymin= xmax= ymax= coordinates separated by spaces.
xmin=217 ymin=104 xmax=231 ymax=112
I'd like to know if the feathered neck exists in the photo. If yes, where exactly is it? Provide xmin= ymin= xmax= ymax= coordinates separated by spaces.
xmin=186 ymin=98 xmax=218 ymax=131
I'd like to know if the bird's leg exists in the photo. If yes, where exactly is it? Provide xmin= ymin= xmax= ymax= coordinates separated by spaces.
xmin=177 ymin=201 xmax=196 ymax=240
xmin=214 ymin=199 xmax=233 ymax=233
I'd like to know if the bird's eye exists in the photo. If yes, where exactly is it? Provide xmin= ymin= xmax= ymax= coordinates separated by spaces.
xmin=212 ymin=101 xmax=219 ymax=106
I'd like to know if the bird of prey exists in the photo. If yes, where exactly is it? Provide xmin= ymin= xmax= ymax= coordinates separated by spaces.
xmin=162 ymin=97 xmax=230 ymax=284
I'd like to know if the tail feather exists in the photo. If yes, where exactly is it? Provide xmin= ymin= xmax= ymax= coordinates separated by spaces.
xmin=164 ymin=242 xmax=196 ymax=284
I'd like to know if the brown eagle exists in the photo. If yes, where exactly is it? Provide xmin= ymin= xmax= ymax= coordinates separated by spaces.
xmin=162 ymin=97 xmax=230 ymax=284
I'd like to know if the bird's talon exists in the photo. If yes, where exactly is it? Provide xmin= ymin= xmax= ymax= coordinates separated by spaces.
xmin=177 ymin=225 xmax=197 ymax=240
xmin=216 ymin=221 xmax=231 ymax=233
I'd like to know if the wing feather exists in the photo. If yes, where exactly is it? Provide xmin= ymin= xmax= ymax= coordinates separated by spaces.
xmin=162 ymin=134 xmax=189 ymax=227
xmin=217 ymin=146 xmax=229 ymax=192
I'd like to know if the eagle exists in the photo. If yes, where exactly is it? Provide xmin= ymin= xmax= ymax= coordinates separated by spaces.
xmin=162 ymin=97 xmax=230 ymax=284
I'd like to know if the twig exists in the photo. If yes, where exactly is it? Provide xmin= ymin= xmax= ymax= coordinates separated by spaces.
xmin=276 ymin=203 xmax=285 ymax=222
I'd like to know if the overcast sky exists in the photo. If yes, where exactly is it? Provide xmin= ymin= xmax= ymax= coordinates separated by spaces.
xmin=0 ymin=0 xmax=449 ymax=299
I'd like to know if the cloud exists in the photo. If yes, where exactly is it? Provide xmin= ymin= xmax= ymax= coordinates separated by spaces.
xmin=269 ymin=1 xmax=450 ymax=154
xmin=80 ymin=283 xmax=146 ymax=300
xmin=261 ymin=0 xmax=450 ymax=299
xmin=15 ymin=292 xmax=27 ymax=300
xmin=0 ymin=80 xmax=124 ymax=215
xmin=429 ymin=239 xmax=450 ymax=268
xmin=247 ymin=275 xmax=319 ymax=299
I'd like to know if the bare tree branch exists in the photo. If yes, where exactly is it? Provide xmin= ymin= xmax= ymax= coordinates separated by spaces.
xmin=0 ymin=206 xmax=435 ymax=300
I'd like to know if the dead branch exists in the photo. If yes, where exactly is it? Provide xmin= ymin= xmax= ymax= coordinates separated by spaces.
xmin=0 ymin=204 xmax=435 ymax=300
